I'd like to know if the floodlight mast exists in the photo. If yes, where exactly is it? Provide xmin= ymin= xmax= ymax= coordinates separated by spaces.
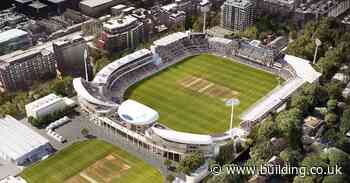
xmin=225 ymin=98 xmax=240 ymax=139
xmin=84 ymin=48 xmax=89 ymax=81
xmin=313 ymin=38 xmax=322 ymax=65
xmin=200 ymin=0 xmax=211 ymax=33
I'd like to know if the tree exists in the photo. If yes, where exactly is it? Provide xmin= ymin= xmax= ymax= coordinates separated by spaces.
xmin=176 ymin=152 xmax=204 ymax=175
xmin=166 ymin=174 xmax=175 ymax=183
xmin=325 ymin=112 xmax=337 ymax=127
xmin=164 ymin=159 xmax=172 ymax=170
xmin=326 ymin=99 xmax=337 ymax=112
xmin=323 ymin=175 xmax=348 ymax=183
xmin=340 ymin=107 xmax=350 ymax=134
xmin=238 ymin=26 xmax=258 ymax=40
xmin=279 ymin=148 xmax=303 ymax=167
xmin=216 ymin=141 xmax=234 ymax=165
xmin=256 ymin=118 xmax=281 ymax=140
xmin=81 ymin=128 xmax=89 ymax=137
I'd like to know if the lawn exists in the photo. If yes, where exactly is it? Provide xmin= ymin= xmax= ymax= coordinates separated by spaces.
xmin=126 ymin=54 xmax=278 ymax=134
xmin=20 ymin=140 xmax=163 ymax=183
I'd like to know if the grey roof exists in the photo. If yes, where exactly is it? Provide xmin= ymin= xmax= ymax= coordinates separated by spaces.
xmin=29 ymin=1 xmax=48 ymax=9
xmin=80 ymin=0 xmax=113 ymax=8
xmin=47 ymin=0 xmax=67 ymax=3
xmin=0 ymin=29 xmax=28 ymax=44
xmin=14 ymin=0 xmax=32 ymax=3
xmin=0 ymin=116 xmax=49 ymax=161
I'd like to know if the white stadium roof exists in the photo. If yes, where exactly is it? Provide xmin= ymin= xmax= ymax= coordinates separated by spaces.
xmin=241 ymin=55 xmax=321 ymax=122
xmin=93 ymin=49 xmax=152 ymax=84
xmin=151 ymin=127 xmax=213 ymax=145
xmin=208 ymin=37 xmax=232 ymax=44
xmin=241 ymin=77 xmax=304 ymax=122
xmin=153 ymin=32 xmax=188 ymax=47
xmin=284 ymin=54 xmax=321 ymax=83
xmin=118 ymin=100 xmax=159 ymax=125
xmin=73 ymin=78 xmax=117 ymax=107
xmin=0 ymin=116 xmax=49 ymax=161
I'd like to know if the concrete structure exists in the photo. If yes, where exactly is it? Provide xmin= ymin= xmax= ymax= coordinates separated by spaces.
xmin=79 ymin=0 xmax=121 ymax=17
xmin=169 ymin=11 xmax=186 ymax=29
xmin=111 ymin=4 xmax=127 ymax=16
xmin=0 ymin=29 xmax=32 ymax=56
xmin=25 ymin=93 xmax=76 ymax=119
xmin=303 ymin=116 xmax=325 ymax=136
xmin=221 ymin=0 xmax=256 ymax=32
xmin=0 ymin=116 xmax=52 ymax=165
xmin=0 ymin=176 xmax=27 ymax=183
xmin=97 ymin=15 xmax=144 ymax=52
xmin=53 ymin=35 xmax=89 ymax=77
xmin=0 ymin=47 xmax=56 ymax=92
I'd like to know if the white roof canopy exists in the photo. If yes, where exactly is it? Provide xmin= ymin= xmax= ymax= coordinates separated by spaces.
xmin=73 ymin=78 xmax=117 ymax=107
xmin=151 ymin=127 xmax=213 ymax=145
xmin=93 ymin=49 xmax=152 ymax=84
xmin=153 ymin=32 xmax=188 ymax=47
xmin=284 ymin=54 xmax=321 ymax=83
xmin=118 ymin=100 xmax=159 ymax=125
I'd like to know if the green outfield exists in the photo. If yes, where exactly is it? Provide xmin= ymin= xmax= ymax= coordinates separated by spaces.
xmin=21 ymin=140 xmax=163 ymax=183
xmin=126 ymin=54 xmax=279 ymax=134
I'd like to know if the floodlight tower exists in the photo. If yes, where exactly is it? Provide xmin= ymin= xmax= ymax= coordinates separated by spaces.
xmin=200 ymin=0 xmax=211 ymax=33
xmin=225 ymin=98 xmax=240 ymax=140
xmin=84 ymin=48 xmax=89 ymax=81
xmin=313 ymin=38 xmax=322 ymax=65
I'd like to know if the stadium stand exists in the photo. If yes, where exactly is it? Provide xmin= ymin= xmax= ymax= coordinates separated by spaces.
xmin=73 ymin=31 xmax=321 ymax=160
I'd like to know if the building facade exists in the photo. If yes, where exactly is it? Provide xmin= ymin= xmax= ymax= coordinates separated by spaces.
xmin=53 ymin=35 xmax=90 ymax=78
xmin=221 ymin=0 xmax=256 ymax=32
xmin=97 ymin=15 xmax=144 ymax=52
xmin=25 ymin=93 xmax=76 ymax=119
xmin=0 ymin=48 xmax=56 ymax=91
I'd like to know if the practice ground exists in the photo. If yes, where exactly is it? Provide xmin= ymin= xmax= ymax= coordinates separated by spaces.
xmin=126 ymin=54 xmax=279 ymax=134
xmin=20 ymin=140 xmax=163 ymax=183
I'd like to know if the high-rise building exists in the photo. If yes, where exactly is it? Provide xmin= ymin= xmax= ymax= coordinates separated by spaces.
xmin=53 ymin=35 xmax=90 ymax=78
xmin=97 ymin=15 xmax=144 ymax=52
xmin=0 ymin=47 xmax=56 ymax=91
xmin=221 ymin=0 xmax=256 ymax=32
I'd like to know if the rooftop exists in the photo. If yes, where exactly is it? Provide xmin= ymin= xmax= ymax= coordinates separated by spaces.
xmin=161 ymin=3 xmax=178 ymax=11
xmin=80 ymin=0 xmax=113 ymax=8
xmin=0 ymin=29 xmax=28 ymax=44
xmin=224 ymin=0 xmax=253 ymax=9
xmin=103 ymin=15 xmax=138 ymax=31
xmin=153 ymin=32 xmax=188 ymax=46
xmin=118 ymin=100 xmax=159 ymax=125
xmin=0 ymin=48 xmax=51 ymax=65
xmin=28 ymin=1 xmax=48 ymax=9
xmin=25 ymin=94 xmax=62 ymax=112
xmin=93 ymin=49 xmax=152 ymax=84
xmin=47 ymin=0 xmax=67 ymax=3
xmin=304 ymin=116 xmax=323 ymax=128
xmin=0 ymin=116 xmax=49 ymax=160
xmin=112 ymin=4 xmax=127 ymax=10
xmin=284 ymin=55 xmax=322 ymax=83
xmin=151 ymin=127 xmax=213 ymax=145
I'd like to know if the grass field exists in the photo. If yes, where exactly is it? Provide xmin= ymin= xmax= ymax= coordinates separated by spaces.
xmin=126 ymin=54 xmax=279 ymax=134
xmin=21 ymin=140 xmax=163 ymax=183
